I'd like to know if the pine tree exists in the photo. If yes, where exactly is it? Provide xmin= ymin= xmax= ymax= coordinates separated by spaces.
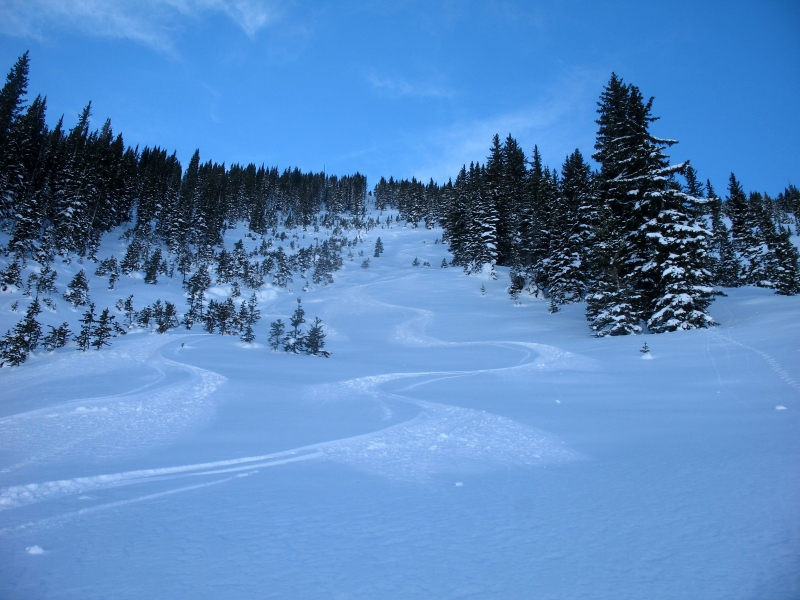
xmin=0 ymin=52 xmax=30 ymax=221
xmin=589 ymin=74 xmax=716 ymax=333
xmin=144 ymin=248 xmax=162 ymax=284
xmin=91 ymin=308 xmax=116 ymax=350
xmin=0 ymin=328 xmax=28 ymax=367
xmin=268 ymin=319 xmax=285 ymax=351
xmin=707 ymin=181 xmax=740 ymax=287
xmin=771 ymin=225 xmax=800 ymax=295
xmin=546 ymin=150 xmax=593 ymax=307
xmin=304 ymin=317 xmax=330 ymax=357
xmin=156 ymin=301 xmax=179 ymax=333
xmin=75 ymin=303 xmax=96 ymax=351
xmin=283 ymin=298 xmax=306 ymax=353
xmin=1 ymin=260 xmax=23 ymax=291
xmin=121 ymin=295 xmax=136 ymax=329
xmin=272 ymin=246 xmax=293 ymax=287
xmin=238 ymin=294 xmax=260 ymax=343
xmin=63 ymin=269 xmax=90 ymax=307
xmin=374 ymin=237 xmax=384 ymax=257
xmin=19 ymin=296 xmax=42 ymax=351
xmin=43 ymin=322 xmax=71 ymax=351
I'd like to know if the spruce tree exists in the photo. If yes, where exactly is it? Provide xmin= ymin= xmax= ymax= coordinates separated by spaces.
xmin=546 ymin=150 xmax=593 ymax=307
xmin=43 ymin=322 xmax=71 ymax=351
xmin=19 ymin=296 xmax=42 ymax=351
xmin=63 ymin=269 xmax=90 ymax=307
xmin=75 ymin=303 xmax=96 ymax=351
xmin=588 ymin=74 xmax=716 ymax=333
xmin=771 ymin=226 xmax=800 ymax=295
xmin=144 ymin=248 xmax=162 ymax=284
xmin=283 ymin=298 xmax=306 ymax=353
xmin=91 ymin=308 xmax=116 ymax=350
xmin=374 ymin=237 xmax=384 ymax=257
xmin=707 ymin=181 xmax=740 ymax=287
xmin=305 ymin=317 xmax=330 ymax=357
xmin=268 ymin=319 xmax=285 ymax=351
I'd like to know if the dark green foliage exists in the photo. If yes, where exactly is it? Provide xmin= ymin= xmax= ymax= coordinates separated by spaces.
xmin=91 ymin=308 xmax=116 ymax=350
xmin=305 ymin=317 xmax=330 ymax=357
xmin=374 ymin=237 xmax=384 ymax=257
xmin=36 ymin=263 xmax=58 ymax=295
xmin=284 ymin=298 xmax=306 ymax=353
xmin=95 ymin=256 xmax=120 ymax=289
xmin=75 ymin=303 xmax=96 ymax=351
xmin=1 ymin=260 xmax=23 ymax=291
xmin=772 ymin=226 xmax=800 ymax=295
xmin=268 ymin=319 xmax=285 ymax=350
xmin=144 ymin=248 xmax=162 ymax=284
xmin=64 ymin=269 xmax=90 ymax=307
xmin=43 ymin=322 xmax=71 ymax=351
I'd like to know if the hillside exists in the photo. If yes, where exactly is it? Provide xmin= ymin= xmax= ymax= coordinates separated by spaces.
xmin=1 ymin=209 xmax=798 ymax=599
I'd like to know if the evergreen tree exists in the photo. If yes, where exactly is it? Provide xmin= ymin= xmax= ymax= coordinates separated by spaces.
xmin=63 ymin=269 xmax=90 ymax=307
xmin=238 ymin=294 xmax=260 ymax=343
xmin=268 ymin=319 xmax=285 ymax=351
xmin=588 ymin=74 xmax=716 ymax=333
xmin=0 ymin=327 xmax=28 ymax=366
xmin=43 ymin=322 xmax=71 ymax=351
xmin=546 ymin=150 xmax=594 ymax=306
xmin=1 ymin=260 xmax=23 ymax=291
xmin=156 ymin=301 xmax=180 ymax=333
xmin=75 ymin=303 xmax=96 ymax=351
xmin=36 ymin=263 xmax=58 ymax=296
xmin=0 ymin=52 xmax=30 ymax=221
xmin=144 ymin=247 xmax=162 ymax=284
xmin=707 ymin=181 xmax=740 ymax=287
xmin=91 ymin=308 xmax=116 ymax=350
xmin=19 ymin=296 xmax=42 ymax=351
xmin=771 ymin=225 xmax=800 ymax=295
xmin=272 ymin=246 xmax=293 ymax=287
xmin=305 ymin=317 xmax=330 ymax=357
xmin=283 ymin=298 xmax=306 ymax=353
xmin=374 ymin=237 xmax=384 ymax=257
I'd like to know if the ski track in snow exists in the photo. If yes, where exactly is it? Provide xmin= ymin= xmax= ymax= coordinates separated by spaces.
xmin=0 ymin=278 xmax=586 ymax=529
xmin=308 ymin=282 xmax=587 ymax=479
xmin=709 ymin=329 xmax=800 ymax=396
xmin=0 ymin=335 xmax=226 ymax=474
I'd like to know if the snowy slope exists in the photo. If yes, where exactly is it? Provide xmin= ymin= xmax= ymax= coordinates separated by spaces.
xmin=0 ymin=218 xmax=798 ymax=599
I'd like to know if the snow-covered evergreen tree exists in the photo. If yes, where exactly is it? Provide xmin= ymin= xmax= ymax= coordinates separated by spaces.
xmin=283 ymin=298 xmax=306 ymax=353
xmin=75 ymin=303 xmax=96 ymax=351
xmin=305 ymin=317 xmax=330 ymax=357
xmin=63 ymin=269 xmax=90 ymax=307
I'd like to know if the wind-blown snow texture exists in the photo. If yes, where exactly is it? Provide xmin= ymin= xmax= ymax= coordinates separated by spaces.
xmin=1 ymin=217 xmax=798 ymax=599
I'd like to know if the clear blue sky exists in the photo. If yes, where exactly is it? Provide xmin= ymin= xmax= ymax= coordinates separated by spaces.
xmin=1 ymin=1 xmax=798 ymax=195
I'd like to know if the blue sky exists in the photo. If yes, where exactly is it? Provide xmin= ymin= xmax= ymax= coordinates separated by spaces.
xmin=1 ymin=0 xmax=798 ymax=195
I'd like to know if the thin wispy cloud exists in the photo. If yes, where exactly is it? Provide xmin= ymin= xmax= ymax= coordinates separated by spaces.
xmin=406 ymin=69 xmax=607 ymax=183
xmin=367 ymin=72 xmax=454 ymax=98
xmin=0 ymin=0 xmax=282 ymax=53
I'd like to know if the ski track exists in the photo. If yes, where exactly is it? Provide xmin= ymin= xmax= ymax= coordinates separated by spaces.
xmin=0 ymin=336 xmax=226 ymax=474
xmin=709 ymin=330 xmax=800 ymax=396
xmin=0 ymin=281 xmax=586 ymax=529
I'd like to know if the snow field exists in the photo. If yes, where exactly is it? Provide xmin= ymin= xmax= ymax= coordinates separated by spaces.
xmin=0 ymin=213 xmax=798 ymax=598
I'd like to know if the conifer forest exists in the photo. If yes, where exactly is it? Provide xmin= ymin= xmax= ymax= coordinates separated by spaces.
xmin=1 ymin=53 xmax=798 ymax=367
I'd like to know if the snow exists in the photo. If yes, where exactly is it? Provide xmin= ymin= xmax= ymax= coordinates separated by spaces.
xmin=0 ymin=215 xmax=799 ymax=598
